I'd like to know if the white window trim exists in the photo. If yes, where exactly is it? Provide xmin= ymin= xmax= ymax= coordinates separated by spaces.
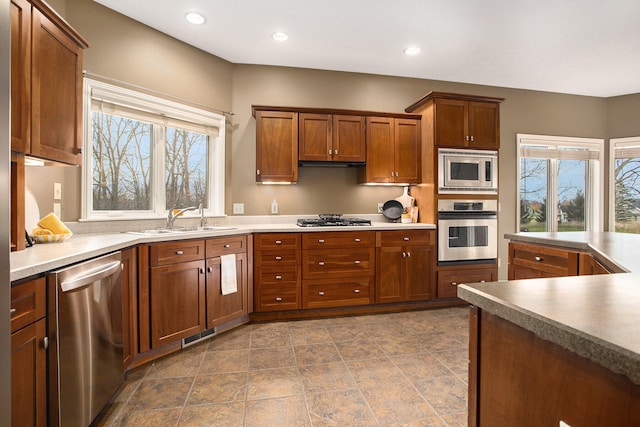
xmin=81 ymin=78 xmax=226 ymax=220
xmin=609 ymin=136 xmax=640 ymax=231
xmin=516 ymin=133 xmax=604 ymax=233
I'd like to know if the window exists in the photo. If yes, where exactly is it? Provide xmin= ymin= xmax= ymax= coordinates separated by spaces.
xmin=82 ymin=79 xmax=225 ymax=220
xmin=517 ymin=134 xmax=604 ymax=233
xmin=610 ymin=137 xmax=640 ymax=233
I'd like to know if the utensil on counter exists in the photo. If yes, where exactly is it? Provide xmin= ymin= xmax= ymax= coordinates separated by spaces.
xmin=382 ymin=199 xmax=404 ymax=221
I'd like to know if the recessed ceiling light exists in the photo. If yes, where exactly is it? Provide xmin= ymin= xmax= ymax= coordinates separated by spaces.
xmin=272 ymin=32 xmax=289 ymax=42
xmin=185 ymin=12 xmax=206 ymax=25
xmin=404 ymin=46 xmax=421 ymax=56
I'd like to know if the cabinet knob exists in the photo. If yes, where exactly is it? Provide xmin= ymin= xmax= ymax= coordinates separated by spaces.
xmin=10 ymin=308 xmax=16 ymax=316
xmin=406 ymin=252 xmax=411 ymax=257
xmin=200 ymin=268 xmax=205 ymax=274
xmin=465 ymin=136 xmax=470 ymax=141
xmin=335 ymin=150 xmax=339 ymax=155
xmin=318 ymin=261 xmax=325 ymax=266
xmin=354 ymin=289 xmax=360 ymax=293
xmin=470 ymin=135 xmax=474 ymax=142
xmin=395 ymin=172 xmax=399 ymax=177
xmin=354 ymin=260 xmax=361 ymax=264
xmin=480 ymin=280 xmax=486 ymax=283
xmin=403 ymin=237 xmax=410 ymax=241
xmin=275 ymin=297 xmax=283 ymax=302
xmin=402 ymin=252 xmax=406 ymax=258
xmin=329 ymin=149 xmax=333 ymax=155
xmin=275 ymin=275 xmax=282 ymax=280
xmin=318 ymin=239 xmax=325 ymax=243
xmin=207 ymin=267 xmax=213 ymax=273
xmin=41 ymin=337 xmax=49 ymax=350
xmin=224 ymin=244 xmax=231 ymax=248
xmin=318 ymin=291 xmax=325 ymax=296
xmin=451 ymin=282 xmax=458 ymax=286
xmin=354 ymin=238 xmax=361 ymax=242
xmin=534 ymin=256 xmax=543 ymax=262
xmin=176 ymin=250 xmax=184 ymax=255
xmin=257 ymin=169 xmax=261 ymax=175
xmin=275 ymin=256 xmax=282 ymax=261
xmin=275 ymin=240 xmax=282 ymax=245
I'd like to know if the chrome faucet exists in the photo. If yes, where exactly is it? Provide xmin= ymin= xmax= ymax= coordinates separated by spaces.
xmin=166 ymin=206 xmax=197 ymax=229
xmin=199 ymin=203 xmax=207 ymax=227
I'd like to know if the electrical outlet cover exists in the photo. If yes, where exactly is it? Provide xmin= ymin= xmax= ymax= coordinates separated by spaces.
xmin=377 ymin=203 xmax=384 ymax=213
xmin=233 ymin=203 xmax=244 ymax=214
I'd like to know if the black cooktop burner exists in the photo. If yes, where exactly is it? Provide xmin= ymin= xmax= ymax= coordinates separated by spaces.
xmin=297 ymin=214 xmax=372 ymax=227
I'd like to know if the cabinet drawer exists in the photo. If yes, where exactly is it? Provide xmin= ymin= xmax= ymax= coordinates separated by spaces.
xmin=11 ymin=278 xmax=47 ymax=333
xmin=377 ymin=230 xmax=433 ymax=247
xmin=302 ymin=231 xmax=374 ymax=249
xmin=150 ymin=240 xmax=205 ymax=266
xmin=257 ymin=287 xmax=300 ymax=311
xmin=509 ymin=242 xmax=579 ymax=278
xmin=206 ymin=235 xmax=247 ymax=257
xmin=254 ymin=233 xmax=300 ymax=250
xmin=437 ymin=268 xmax=496 ymax=299
xmin=303 ymin=277 xmax=372 ymax=308
xmin=255 ymin=250 xmax=299 ymax=266
xmin=257 ymin=267 xmax=299 ymax=286
xmin=302 ymin=249 xmax=374 ymax=279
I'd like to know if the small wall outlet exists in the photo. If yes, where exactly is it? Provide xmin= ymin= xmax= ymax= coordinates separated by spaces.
xmin=233 ymin=203 xmax=244 ymax=214
xmin=53 ymin=182 xmax=62 ymax=200
xmin=377 ymin=203 xmax=384 ymax=213
xmin=53 ymin=203 xmax=61 ymax=218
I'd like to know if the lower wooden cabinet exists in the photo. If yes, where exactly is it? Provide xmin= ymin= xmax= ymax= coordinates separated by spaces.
xmin=508 ymin=241 xmax=579 ymax=280
xmin=436 ymin=264 xmax=497 ymax=299
xmin=254 ymin=233 xmax=301 ymax=312
xmin=578 ymin=252 xmax=612 ymax=275
xmin=376 ymin=230 xmax=435 ymax=303
xmin=11 ymin=277 xmax=48 ymax=427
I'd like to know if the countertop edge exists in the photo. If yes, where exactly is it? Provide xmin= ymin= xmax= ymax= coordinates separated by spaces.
xmin=458 ymin=283 xmax=640 ymax=385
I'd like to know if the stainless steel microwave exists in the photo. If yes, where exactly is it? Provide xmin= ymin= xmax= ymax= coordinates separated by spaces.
xmin=438 ymin=148 xmax=498 ymax=194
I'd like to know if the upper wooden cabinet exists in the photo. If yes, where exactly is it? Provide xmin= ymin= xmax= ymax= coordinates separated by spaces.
xmin=10 ymin=0 xmax=88 ymax=165
xmin=254 ymin=109 xmax=299 ymax=183
xmin=361 ymin=116 xmax=421 ymax=184
xmin=406 ymin=92 xmax=503 ymax=150
xmin=298 ymin=113 xmax=366 ymax=163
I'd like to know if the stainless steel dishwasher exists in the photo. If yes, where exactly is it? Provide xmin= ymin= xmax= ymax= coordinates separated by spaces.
xmin=49 ymin=251 xmax=124 ymax=427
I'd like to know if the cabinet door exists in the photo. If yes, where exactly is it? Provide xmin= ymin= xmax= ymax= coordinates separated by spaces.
xmin=434 ymin=98 xmax=468 ymax=147
xmin=255 ymin=110 xmax=298 ymax=182
xmin=333 ymin=115 xmax=365 ymax=162
xmin=206 ymin=253 xmax=248 ymax=328
xmin=404 ymin=245 xmax=433 ymax=301
xmin=394 ymin=118 xmax=421 ymax=183
xmin=12 ymin=319 xmax=47 ymax=427
xmin=10 ymin=0 xmax=31 ymax=153
xmin=376 ymin=246 xmax=403 ymax=303
xmin=365 ymin=116 xmax=394 ymax=183
xmin=150 ymin=260 xmax=205 ymax=348
xmin=121 ymin=247 xmax=137 ymax=368
xmin=468 ymin=101 xmax=499 ymax=149
xmin=31 ymin=7 xmax=84 ymax=165
xmin=299 ymin=113 xmax=331 ymax=161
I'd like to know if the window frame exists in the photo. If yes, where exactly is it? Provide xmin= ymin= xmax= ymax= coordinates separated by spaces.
xmin=516 ymin=133 xmax=604 ymax=233
xmin=81 ymin=78 xmax=226 ymax=221
xmin=609 ymin=136 xmax=640 ymax=231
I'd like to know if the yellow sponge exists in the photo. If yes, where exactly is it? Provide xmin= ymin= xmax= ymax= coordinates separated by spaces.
xmin=37 ymin=213 xmax=71 ymax=235
xmin=32 ymin=227 xmax=53 ymax=236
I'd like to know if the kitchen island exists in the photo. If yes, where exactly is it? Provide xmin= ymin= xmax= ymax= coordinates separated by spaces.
xmin=458 ymin=232 xmax=640 ymax=426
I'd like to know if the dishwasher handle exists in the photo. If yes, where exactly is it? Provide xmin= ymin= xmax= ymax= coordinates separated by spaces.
xmin=60 ymin=260 xmax=122 ymax=292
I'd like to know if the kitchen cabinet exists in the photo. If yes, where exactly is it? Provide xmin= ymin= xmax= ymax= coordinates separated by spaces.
xmin=205 ymin=235 xmax=250 ymax=328
xmin=254 ymin=233 xmax=301 ymax=311
xmin=508 ymin=241 xmax=580 ymax=280
xmin=10 ymin=0 xmax=88 ymax=164
xmin=254 ymin=108 xmax=299 ymax=183
xmin=302 ymin=231 xmax=374 ymax=308
xmin=578 ymin=252 xmax=612 ymax=275
xmin=436 ymin=263 xmax=497 ymax=299
xmin=121 ymin=247 xmax=137 ymax=369
xmin=375 ymin=230 xmax=435 ymax=303
xmin=148 ymin=240 xmax=206 ymax=348
xmin=361 ymin=117 xmax=421 ymax=184
xmin=11 ymin=277 xmax=48 ymax=427
xmin=298 ymin=113 xmax=366 ymax=163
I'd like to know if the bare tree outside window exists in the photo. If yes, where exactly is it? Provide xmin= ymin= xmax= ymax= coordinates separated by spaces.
xmin=614 ymin=157 xmax=640 ymax=233
xmin=165 ymin=127 xmax=208 ymax=209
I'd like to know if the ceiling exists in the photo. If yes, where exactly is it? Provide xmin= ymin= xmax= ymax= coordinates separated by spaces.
xmin=93 ymin=0 xmax=640 ymax=98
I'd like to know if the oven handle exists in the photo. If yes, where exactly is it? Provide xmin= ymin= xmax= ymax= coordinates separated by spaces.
xmin=438 ymin=211 xmax=497 ymax=220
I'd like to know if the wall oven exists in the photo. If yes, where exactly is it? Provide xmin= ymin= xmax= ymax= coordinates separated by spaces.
xmin=438 ymin=148 xmax=498 ymax=194
xmin=437 ymin=199 xmax=497 ymax=263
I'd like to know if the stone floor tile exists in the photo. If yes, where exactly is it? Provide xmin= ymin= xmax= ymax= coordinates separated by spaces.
xmin=246 ymin=367 xmax=303 ymax=400
xmin=293 ymin=342 xmax=342 ymax=365
xmin=306 ymin=389 xmax=377 ymax=427
xmin=126 ymin=377 xmax=194 ymax=411
xmin=178 ymin=401 xmax=245 ymax=427
xmin=413 ymin=375 xmax=468 ymax=416
xmin=360 ymin=381 xmax=437 ymax=425
xmin=199 ymin=349 xmax=249 ymax=375
xmin=244 ymin=395 xmax=310 ymax=427
xmin=298 ymin=361 xmax=355 ymax=393
xmin=187 ymin=372 xmax=248 ymax=405
xmin=249 ymin=346 xmax=296 ymax=370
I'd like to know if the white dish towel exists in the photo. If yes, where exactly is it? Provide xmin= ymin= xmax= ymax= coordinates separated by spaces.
xmin=221 ymin=254 xmax=238 ymax=295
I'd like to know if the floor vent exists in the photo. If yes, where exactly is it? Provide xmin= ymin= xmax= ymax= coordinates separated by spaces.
xmin=182 ymin=327 xmax=217 ymax=348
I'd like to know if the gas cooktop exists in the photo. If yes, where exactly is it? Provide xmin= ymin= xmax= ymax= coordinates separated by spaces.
xmin=297 ymin=214 xmax=372 ymax=227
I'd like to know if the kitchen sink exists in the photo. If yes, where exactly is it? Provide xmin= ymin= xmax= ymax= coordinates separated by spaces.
xmin=127 ymin=226 xmax=235 ymax=235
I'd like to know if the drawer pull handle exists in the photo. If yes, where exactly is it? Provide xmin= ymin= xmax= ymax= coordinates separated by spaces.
xmin=354 ymin=260 xmax=361 ymax=264
xmin=224 ymin=244 xmax=231 ymax=248
xmin=318 ymin=261 xmax=325 ymax=266
xmin=41 ymin=337 xmax=49 ymax=350
xmin=275 ymin=256 xmax=282 ymax=260
xmin=275 ymin=240 xmax=282 ymax=245
xmin=480 ymin=280 xmax=486 ymax=283
xmin=354 ymin=289 xmax=360 ymax=293
xmin=275 ymin=275 xmax=282 ymax=280
xmin=176 ymin=250 xmax=184 ymax=255
xmin=403 ymin=237 xmax=410 ymax=241
xmin=318 ymin=239 xmax=325 ymax=243
xmin=10 ymin=308 xmax=16 ymax=316
xmin=318 ymin=291 xmax=325 ymax=296
xmin=534 ymin=256 xmax=543 ymax=262
xmin=354 ymin=238 xmax=361 ymax=242
xmin=451 ymin=282 xmax=458 ymax=286
xmin=275 ymin=297 xmax=283 ymax=302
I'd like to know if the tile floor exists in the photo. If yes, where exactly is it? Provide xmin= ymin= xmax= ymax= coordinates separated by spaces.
xmin=96 ymin=307 xmax=470 ymax=427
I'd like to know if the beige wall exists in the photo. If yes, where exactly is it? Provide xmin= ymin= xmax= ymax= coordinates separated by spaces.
xmin=606 ymin=93 xmax=640 ymax=138
xmin=40 ymin=0 xmax=632 ymax=278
